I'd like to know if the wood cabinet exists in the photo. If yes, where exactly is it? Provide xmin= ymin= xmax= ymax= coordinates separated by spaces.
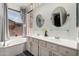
xmin=47 ymin=42 xmax=61 ymax=56
xmin=26 ymin=37 xmax=38 ymax=56
xmin=26 ymin=37 xmax=32 ymax=52
xmin=47 ymin=42 xmax=77 ymax=56
xmin=49 ymin=50 xmax=62 ymax=56
xmin=58 ymin=46 xmax=77 ymax=56
xmin=31 ymin=38 xmax=38 ymax=56
xmin=39 ymin=46 xmax=49 ymax=56
xmin=47 ymin=42 xmax=59 ymax=52
xmin=39 ymin=40 xmax=49 ymax=56
xmin=26 ymin=37 xmax=78 ymax=56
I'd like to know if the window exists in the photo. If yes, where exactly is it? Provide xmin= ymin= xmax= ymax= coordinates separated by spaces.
xmin=8 ymin=8 xmax=23 ymax=36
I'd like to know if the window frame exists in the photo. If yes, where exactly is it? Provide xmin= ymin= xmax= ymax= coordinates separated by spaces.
xmin=7 ymin=8 xmax=24 ymax=37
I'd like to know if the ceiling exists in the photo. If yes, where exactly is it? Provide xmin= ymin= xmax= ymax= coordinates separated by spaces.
xmin=7 ymin=3 xmax=30 ymax=11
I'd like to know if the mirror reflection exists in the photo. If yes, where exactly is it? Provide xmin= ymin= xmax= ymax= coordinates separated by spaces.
xmin=36 ymin=14 xmax=44 ymax=28
xmin=51 ymin=7 xmax=69 ymax=27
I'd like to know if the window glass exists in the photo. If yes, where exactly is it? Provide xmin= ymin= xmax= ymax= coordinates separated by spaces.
xmin=8 ymin=9 xmax=23 ymax=36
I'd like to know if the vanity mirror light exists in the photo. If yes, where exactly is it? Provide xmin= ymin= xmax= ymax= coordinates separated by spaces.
xmin=36 ymin=14 xmax=45 ymax=28
xmin=51 ymin=7 xmax=70 ymax=27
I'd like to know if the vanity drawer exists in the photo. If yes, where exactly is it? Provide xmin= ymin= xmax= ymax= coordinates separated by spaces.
xmin=59 ymin=46 xmax=77 ymax=56
xmin=33 ymin=38 xmax=38 ymax=43
xmin=39 ymin=40 xmax=47 ymax=47
xmin=49 ymin=50 xmax=62 ymax=56
xmin=47 ymin=42 xmax=59 ymax=52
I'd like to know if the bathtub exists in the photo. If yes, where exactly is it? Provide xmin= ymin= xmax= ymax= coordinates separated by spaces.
xmin=0 ymin=37 xmax=27 ymax=56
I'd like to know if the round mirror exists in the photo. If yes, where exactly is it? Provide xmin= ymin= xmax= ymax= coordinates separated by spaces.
xmin=51 ymin=7 xmax=69 ymax=27
xmin=36 ymin=14 xmax=44 ymax=28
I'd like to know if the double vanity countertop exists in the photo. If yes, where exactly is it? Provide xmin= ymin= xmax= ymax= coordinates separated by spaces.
xmin=27 ymin=34 xmax=79 ymax=50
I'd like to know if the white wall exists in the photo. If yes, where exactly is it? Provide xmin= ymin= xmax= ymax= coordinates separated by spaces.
xmin=32 ymin=3 xmax=77 ymax=40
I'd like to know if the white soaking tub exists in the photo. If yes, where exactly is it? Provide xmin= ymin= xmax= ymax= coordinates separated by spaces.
xmin=0 ymin=37 xmax=27 ymax=56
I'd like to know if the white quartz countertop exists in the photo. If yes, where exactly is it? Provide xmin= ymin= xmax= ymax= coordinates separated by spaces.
xmin=27 ymin=35 xmax=79 ymax=50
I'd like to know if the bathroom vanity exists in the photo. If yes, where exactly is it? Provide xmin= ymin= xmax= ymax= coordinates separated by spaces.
xmin=26 ymin=35 xmax=79 ymax=56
